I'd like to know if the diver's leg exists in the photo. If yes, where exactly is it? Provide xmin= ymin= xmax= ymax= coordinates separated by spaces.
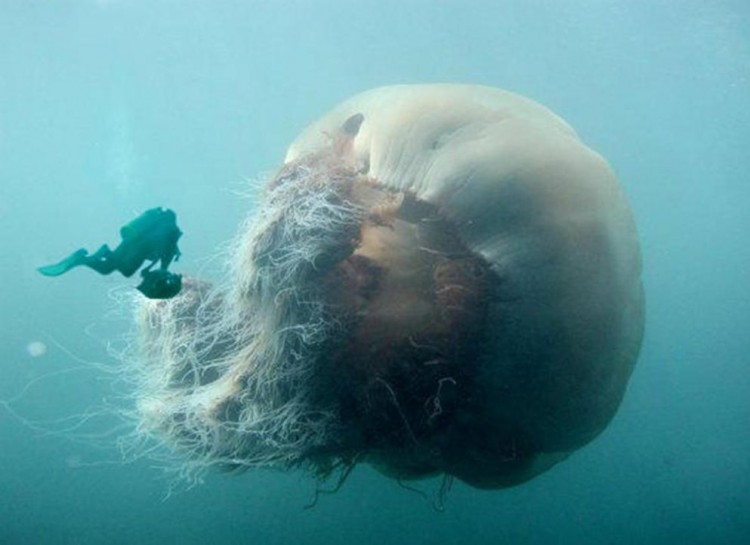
xmin=37 ymin=248 xmax=89 ymax=277
xmin=82 ymin=245 xmax=119 ymax=275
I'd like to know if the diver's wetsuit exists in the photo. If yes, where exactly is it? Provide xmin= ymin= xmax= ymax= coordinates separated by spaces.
xmin=39 ymin=207 xmax=184 ymax=299
xmin=84 ymin=208 xmax=182 ymax=277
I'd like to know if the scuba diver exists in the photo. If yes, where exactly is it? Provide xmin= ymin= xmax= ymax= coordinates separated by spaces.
xmin=38 ymin=207 xmax=184 ymax=299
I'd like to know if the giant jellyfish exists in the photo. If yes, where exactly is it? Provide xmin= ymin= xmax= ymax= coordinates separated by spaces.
xmin=132 ymin=84 xmax=644 ymax=489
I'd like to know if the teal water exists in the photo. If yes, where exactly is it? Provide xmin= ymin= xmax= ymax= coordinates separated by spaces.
xmin=1 ymin=1 xmax=749 ymax=544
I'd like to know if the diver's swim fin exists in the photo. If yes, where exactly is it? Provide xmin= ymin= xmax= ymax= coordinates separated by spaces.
xmin=38 ymin=248 xmax=89 ymax=277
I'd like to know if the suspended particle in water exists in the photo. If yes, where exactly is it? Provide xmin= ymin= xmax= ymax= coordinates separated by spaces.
xmin=26 ymin=341 xmax=47 ymax=358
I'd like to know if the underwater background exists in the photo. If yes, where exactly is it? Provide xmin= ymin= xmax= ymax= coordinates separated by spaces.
xmin=1 ymin=1 xmax=748 ymax=544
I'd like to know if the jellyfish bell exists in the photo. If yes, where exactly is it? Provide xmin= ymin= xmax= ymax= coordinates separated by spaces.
xmin=133 ymin=84 xmax=643 ymax=489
